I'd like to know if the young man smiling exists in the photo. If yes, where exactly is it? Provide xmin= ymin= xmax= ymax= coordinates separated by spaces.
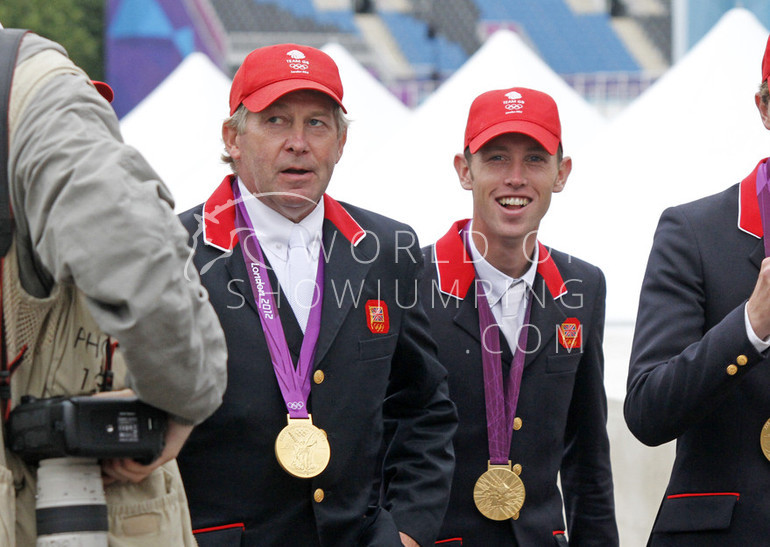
xmin=422 ymin=87 xmax=618 ymax=546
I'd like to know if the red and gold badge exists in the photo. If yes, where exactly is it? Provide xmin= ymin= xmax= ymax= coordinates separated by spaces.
xmin=365 ymin=300 xmax=389 ymax=334
xmin=558 ymin=318 xmax=582 ymax=350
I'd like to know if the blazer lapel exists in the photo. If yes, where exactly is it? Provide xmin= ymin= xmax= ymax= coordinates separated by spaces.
xmin=750 ymin=238 xmax=765 ymax=271
xmin=453 ymin=284 xmax=516 ymax=365
xmin=313 ymin=219 xmax=374 ymax=366
xmin=224 ymin=245 xmax=261 ymax=317
xmin=453 ymin=288 xmax=481 ymax=343
xmin=524 ymin=277 xmax=568 ymax=366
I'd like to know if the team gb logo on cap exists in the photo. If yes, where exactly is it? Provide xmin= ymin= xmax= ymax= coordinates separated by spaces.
xmin=503 ymin=91 xmax=524 ymax=115
xmin=286 ymin=49 xmax=310 ymax=73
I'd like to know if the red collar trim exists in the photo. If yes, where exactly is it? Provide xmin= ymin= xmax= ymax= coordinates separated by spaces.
xmin=202 ymin=175 xmax=366 ymax=250
xmin=433 ymin=220 xmax=567 ymax=300
xmin=738 ymin=159 xmax=768 ymax=238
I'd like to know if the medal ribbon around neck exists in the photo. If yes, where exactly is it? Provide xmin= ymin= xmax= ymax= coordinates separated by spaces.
xmin=463 ymin=224 xmax=533 ymax=465
xmin=232 ymin=181 xmax=324 ymax=419
xmin=758 ymin=160 xmax=770 ymax=258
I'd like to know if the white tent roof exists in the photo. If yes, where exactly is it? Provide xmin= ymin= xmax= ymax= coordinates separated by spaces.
xmin=358 ymin=29 xmax=608 ymax=246
xmin=117 ymin=8 xmax=770 ymax=328
xmin=120 ymin=52 xmax=232 ymax=213
xmin=541 ymin=7 xmax=770 ymax=324
xmin=320 ymin=42 xmax=410 ymax=207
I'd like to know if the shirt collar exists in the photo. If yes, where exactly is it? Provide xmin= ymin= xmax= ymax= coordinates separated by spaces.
xmin=433 ymin=218 xmax=567 ymax=301
xmin=466 ymin=220 xmax=538 ymax=307
xmin=238 ymin=178 xmax=324 ymax=261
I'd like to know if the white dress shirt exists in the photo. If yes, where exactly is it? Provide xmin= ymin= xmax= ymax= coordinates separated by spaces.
xmin=467 ymin=221 xmax=538 ymax=349
xmin=238 ymin=179 xmax=323 ymax=332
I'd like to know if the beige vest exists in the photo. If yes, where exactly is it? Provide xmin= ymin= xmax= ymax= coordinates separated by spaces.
xmin=0 ymin=242 xmax=197 ymax=546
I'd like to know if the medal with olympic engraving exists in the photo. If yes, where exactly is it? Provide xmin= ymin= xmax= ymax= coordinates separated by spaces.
xmin=474 ymin=461 xmax=525 ymax=520
xmin=761 ymin=419 xmax=770 ymax=461
xmin=233 ymin=183 xmax=330 ymax=479
xmin=467 ymin=224 xmax=534 ymax=521
xmin=275 ymin=414 xmax=330 ymax=478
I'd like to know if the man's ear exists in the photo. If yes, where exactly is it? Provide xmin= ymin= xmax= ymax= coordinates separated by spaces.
xmin=335 ymin=128 xmax=347 ymax=164
xmin=455 ymin=153 xmax=473 ymax=190
xmin=222 ymin=121 xmax=240 ymax=161
xmin=553 ymin=156 xmax=572 ymax=193
xmin=756 ymin=92 xmax=770 ymax=131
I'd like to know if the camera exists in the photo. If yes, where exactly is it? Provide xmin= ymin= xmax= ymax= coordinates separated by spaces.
xmin=7 ymin=396 xmax=167 ymax=546
xmin=7 ymin=395 xmax=167 ymax=463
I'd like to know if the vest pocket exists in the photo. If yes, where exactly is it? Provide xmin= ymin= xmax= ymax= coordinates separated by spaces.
xmin=0 ymin=465 xmax=15 ymax=546
xmin=652 ymin=492 xmax=739 ymax=533
xmin=105 ymin=460 xmax=195 ymax=546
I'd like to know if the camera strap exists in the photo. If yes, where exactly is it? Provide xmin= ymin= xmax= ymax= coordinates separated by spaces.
xmin=0 ymin=29 xmax=29 ymax=420
xmin=0 ymin=29 xmax=27 ymax=257
xmin=0 ymin=259 xmax=26 ymax=421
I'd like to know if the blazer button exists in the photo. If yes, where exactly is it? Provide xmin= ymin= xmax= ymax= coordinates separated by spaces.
xmin=513 ymin=417 xmax=522 ymax=431
xmin=313 ymin=370 xmax=325 ymax=384
xmin=736 ymin=355 xmax=748 ymax=366
xmin=313 ymin=488 xmax=325 ymax=503
xmin=726 ymin=364 xmax=738 ymax=376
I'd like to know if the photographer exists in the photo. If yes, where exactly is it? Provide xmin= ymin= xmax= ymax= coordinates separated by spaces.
xmin=0 ymin=28 xmax=227 ymax=545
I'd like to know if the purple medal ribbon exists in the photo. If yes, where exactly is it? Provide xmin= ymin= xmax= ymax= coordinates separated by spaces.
xmin=757 ymin=161 xmax=770 ymax=257
xmin=232 ymin=182 xmax=324 ymax=419
xmin=463 ymin=226 xmax=533 ymax=465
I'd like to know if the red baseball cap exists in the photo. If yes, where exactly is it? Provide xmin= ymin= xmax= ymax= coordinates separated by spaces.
xmin=464 ymin=87 xmax=561 ymax=155
xmin=229 ymin=43 xmax=345 ymax=115
xmin=91 ymin=80 xmax=114 ymax=103
xmin=762 ymin=34 xmax=770 ymax=85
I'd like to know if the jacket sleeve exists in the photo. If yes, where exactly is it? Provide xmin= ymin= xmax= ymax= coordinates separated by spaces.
xmin=624 ymin=206 xmax=761 ymax=446
xmin=381 ymin=230 xmax=458 ymax=547
xmin=7 ymin=34 xmax=227 ymax=425
xmin=559 ymin=267 xmax=619 ymax=546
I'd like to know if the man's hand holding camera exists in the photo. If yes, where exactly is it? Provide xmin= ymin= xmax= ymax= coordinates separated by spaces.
xmin=95 ymin=389 xmax=193 ymax=485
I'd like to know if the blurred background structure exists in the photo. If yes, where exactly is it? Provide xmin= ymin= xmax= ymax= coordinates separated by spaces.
xmin=4 ymin=1 xmax=770 ymax=545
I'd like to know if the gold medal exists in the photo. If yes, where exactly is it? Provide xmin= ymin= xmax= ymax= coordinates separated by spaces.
xmin=275 ymin=414 xmax=330 ymax=478
xmin=473 ymin=461 xmax=525 ymax=521
xmin=761 ymin=419 xmax=770 ymax=461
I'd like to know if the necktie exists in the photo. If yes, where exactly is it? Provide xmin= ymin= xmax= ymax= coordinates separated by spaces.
xmin=500 ymin=281 xmax=526 ymax=350
xmin=287 ymin=224 xmax=315 ymax=332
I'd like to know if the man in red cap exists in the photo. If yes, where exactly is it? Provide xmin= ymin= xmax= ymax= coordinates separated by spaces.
xmin=421 ymin=87 xmax=619 ymax=545
xmin=625 ymin=34 xmax=770 ymax=545
xmin=176 ymin=43 xmax=457 ymax=547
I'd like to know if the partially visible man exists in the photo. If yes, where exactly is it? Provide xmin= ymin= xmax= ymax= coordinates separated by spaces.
xmin=422 ymin=87 xmax=618 ymax=545
xmin=0 ymin=28 xmax=227 ymax=545
xmin=625 ymin=34 xmax=770 ymax=545
xmin=177 ymin=43 xmax=456 ymax=547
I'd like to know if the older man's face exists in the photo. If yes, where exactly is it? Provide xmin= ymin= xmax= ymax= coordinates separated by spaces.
xmin=224 ymin=90 xmax=346 ymax=222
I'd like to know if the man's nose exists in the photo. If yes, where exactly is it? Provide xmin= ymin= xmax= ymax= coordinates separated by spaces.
xmin=285 ymin=126 xmax=309 ymax=153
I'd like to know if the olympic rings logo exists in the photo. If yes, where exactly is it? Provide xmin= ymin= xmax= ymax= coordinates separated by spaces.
xmin=289 ymin=63 xmax=309 ymax=70
xmin=287 ymin=401 xmax=305 ymax=410
xmin=505 ymin=104 xmax=523 ymax=110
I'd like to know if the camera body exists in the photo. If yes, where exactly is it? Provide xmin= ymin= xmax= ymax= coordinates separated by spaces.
xmin=7 ymin=395 xmax=167 ymax=463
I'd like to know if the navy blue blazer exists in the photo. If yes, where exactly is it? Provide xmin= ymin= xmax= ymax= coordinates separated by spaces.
xmin=422 ymin=220 xmax=618 ymax=546
xmin=626 ymin=159 xmax=770 ymax=546
xmin=176 ymin=176 xmax=457 ymax=547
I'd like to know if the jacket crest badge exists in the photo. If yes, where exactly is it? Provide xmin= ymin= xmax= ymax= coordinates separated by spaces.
xmin=558 ymin=318 xmax=582 ymax=350
xmin=365 ymin=300 xmax=389 ymax=334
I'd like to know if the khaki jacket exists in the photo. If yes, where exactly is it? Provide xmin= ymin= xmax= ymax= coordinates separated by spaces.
xmin=0 ymin=30 xmax=227 ymax=547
